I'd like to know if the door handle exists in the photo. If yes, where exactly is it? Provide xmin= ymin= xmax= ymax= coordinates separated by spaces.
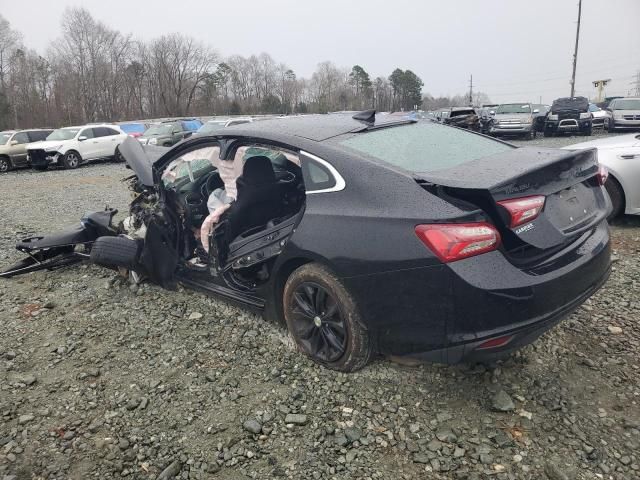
xmin=92 ymin=141 xmax=99 ymax=144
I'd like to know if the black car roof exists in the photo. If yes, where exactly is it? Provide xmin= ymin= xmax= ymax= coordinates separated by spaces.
xmin=224 ymin=114 xmax=413 ymax=142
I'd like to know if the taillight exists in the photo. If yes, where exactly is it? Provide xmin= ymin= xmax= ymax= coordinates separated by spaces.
xmin=497 ymin=195 xmax=545 ymax=228
xmin=596 ymin=165 xmax=608 ymax=186
xmin=415 ymin=222 xmax=501 ymax=263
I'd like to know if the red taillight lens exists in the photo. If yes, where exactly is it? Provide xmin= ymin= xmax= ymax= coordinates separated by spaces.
xmin=415 ymin=222 xmax=501 ymax=263
xmin=596 ymin=165 xmax=608 ymax=186
xmin=497 ymin=195 xmax=545 ymax=228
xmin=476 ymin=335 xmax=513 ymax=350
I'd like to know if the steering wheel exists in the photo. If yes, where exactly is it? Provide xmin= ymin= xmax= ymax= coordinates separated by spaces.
xmin=202 ymin=171 xmax=224 ymax=198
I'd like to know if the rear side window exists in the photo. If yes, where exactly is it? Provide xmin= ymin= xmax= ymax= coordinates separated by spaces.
xmin=302 ymin=160 xmax=336 ymax=191
xmin=12 ymin=132 xmax=30 ymax=144
xmin=339 ymin=123 xmax=513 ymax=173
xmin=28 ymin=130 xmax=52 ymax=142
xmin=95 ymin=127 xmax=120 ymax=137
xmin=80 ymin=128 xmax=95 ymax=139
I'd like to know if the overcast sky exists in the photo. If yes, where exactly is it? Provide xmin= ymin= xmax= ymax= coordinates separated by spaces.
xmin=3 ymin=0 xmax=639 ymax=104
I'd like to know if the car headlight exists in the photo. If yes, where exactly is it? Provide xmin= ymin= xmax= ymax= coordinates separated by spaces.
xmin=44 ymin=144 xmax=62 ymax=152
xmin=548 ymin=114 xmax=558 ymax=121
xmin=148 ymin=137 xmax=157 ymax=145
xmin=579 ymin=113 xmax=591 ymax=119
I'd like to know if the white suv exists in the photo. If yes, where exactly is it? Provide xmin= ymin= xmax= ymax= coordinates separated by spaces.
xmin=27 ymin=124 xmax=127 ymax=170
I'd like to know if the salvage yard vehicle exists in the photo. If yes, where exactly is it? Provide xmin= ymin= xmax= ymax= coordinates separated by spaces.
xmin=489 ymin=103 xmax=538 ymax=139
xmin=27 ymin=125 xmax=128 ymax=170
xmin=588 ymin=103 xmax=611 ymax=129
xmin=1 ymin=112 xmax=612 ymax=372
xmin=442 ymin=107 xmax=480 ymax=131
xmin=0 ymin=128 xmax=53 ymax=172
xmin=564 ymin=133 xmax=640 ymax=219
xmin=545 ymin=96 xmax=592 ymax=137
xmin=606 ymin=97 xmax=640 ymax=132
xmin=138 ymin=119 xmax=203 ymax=146
xmin=118 ymin=122 xmax=149 ymax=138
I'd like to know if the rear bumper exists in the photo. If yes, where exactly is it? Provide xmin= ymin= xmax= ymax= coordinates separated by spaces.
xmin=346 ymin=221 xmax=611 ymax=364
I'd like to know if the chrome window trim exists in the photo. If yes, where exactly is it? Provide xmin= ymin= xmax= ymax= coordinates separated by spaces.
xmin=300 ymin=150 xmax=346 ymax=194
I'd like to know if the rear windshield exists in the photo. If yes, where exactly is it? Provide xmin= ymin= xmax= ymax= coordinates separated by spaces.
xmin=339 ymin=123 xmax=513 ymax=173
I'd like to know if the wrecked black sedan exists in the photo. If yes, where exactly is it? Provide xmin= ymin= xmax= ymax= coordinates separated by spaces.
xmin=1 ymin=112 xmax=612 ymax=371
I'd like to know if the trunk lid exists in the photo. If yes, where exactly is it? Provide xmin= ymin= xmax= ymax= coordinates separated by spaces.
xmin=416 ymin=146 xmax=608 ymax=252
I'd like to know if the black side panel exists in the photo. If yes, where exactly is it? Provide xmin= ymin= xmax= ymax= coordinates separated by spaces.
xmin=16 ymin=225 xmax=95 ymax=251
xmin=138 ymin=221 xmax=178 ymax=288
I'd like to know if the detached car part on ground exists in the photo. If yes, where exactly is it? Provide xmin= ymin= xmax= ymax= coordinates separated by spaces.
xmin=1 ymin=112 xmax=612 ymax=372
xmin=545 ymin=97 xmax=593 ymax=137
xmin=565 ymin=133 xmax=640 ymax=219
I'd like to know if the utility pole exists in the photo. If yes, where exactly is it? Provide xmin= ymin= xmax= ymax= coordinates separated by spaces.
xmin=570 ymin=0 xmax=582 ymax=97
xmin=468 ymin=74 xmax=473 ymax=106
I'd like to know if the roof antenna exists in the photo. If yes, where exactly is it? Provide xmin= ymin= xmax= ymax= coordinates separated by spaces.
xmin=352 ymin=109 xmax=376 ymax=124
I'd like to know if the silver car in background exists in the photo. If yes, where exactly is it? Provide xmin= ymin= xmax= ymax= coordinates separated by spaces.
xmin=564 ymin=133 xmax=640 ymax=218
xmin=607 ymin=97 xmax=640 ymax=132
xmin=589 ymin=103 xmax=611 ymax=129
xmin=489 ymin=103 xmax=537 ymax=139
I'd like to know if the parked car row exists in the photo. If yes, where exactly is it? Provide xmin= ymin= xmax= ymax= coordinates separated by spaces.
xmin=428 ymin=96 xmax=640 ymax=140
xmin=0 ymin=116 xmax=260 ymax=172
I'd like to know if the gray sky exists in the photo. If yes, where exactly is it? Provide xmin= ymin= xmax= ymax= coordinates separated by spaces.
xmin=3 ymin=0 xmax=639 ymax=104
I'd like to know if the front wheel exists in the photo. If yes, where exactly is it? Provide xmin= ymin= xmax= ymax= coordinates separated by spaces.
xmin=283 ymin=263 xmax=372 ymax=372
xmin=62 ymin=151 xmax=81 ymax=169
xmin=32 ymin=164 xmax=48 ymax=171
xmin=544 ymin=128 xmax=554 ymax=137
xmin=607 ymin=120 xmax=616 ymax=133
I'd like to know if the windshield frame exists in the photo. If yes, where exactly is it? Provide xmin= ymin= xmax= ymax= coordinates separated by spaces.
xmin=495 ymin=104 xmax=532 ymax=114
xmin=610 ymin=99 xmax=640 ymax=110
xmin=0 ymin=132 xmax=14 ymax=145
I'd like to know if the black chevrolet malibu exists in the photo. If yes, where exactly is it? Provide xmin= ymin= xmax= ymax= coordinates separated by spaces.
xmin=1 ymin=112 xmax=611 ymax=371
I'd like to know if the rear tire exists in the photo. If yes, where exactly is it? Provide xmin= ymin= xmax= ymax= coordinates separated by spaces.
xmin=604 ymin=176 xmax=624 ymax=220
xmin=113 ymin=146 xmax=124 ymax=163
xmin=0 ymin=156 xmax=11 ymax=173
xmin=63 ymin=151 xmax=81 ymax=169
xmin=283 ymin=263 xmax=372 ymax=372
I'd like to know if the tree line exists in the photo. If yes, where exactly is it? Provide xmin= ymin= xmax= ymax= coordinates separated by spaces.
xmin=0 ymin=8 xmax=488 ymax=130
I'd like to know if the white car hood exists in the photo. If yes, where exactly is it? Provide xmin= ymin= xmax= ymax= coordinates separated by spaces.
xmin=27 ymin=139 xmax=72 ymax=150
xmin=564 ymin=133 xmax=640 ymax=150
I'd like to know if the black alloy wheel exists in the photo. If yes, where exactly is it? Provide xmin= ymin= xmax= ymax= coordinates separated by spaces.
xmin=289 ymin=281 xmax=347 ymax=363
xmin=283 ymin=263 xmax=372 ymax=372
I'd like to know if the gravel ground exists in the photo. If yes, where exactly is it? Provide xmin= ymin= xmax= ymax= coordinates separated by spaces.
xmin=1 ymin=140 xmax=639 ymax=480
